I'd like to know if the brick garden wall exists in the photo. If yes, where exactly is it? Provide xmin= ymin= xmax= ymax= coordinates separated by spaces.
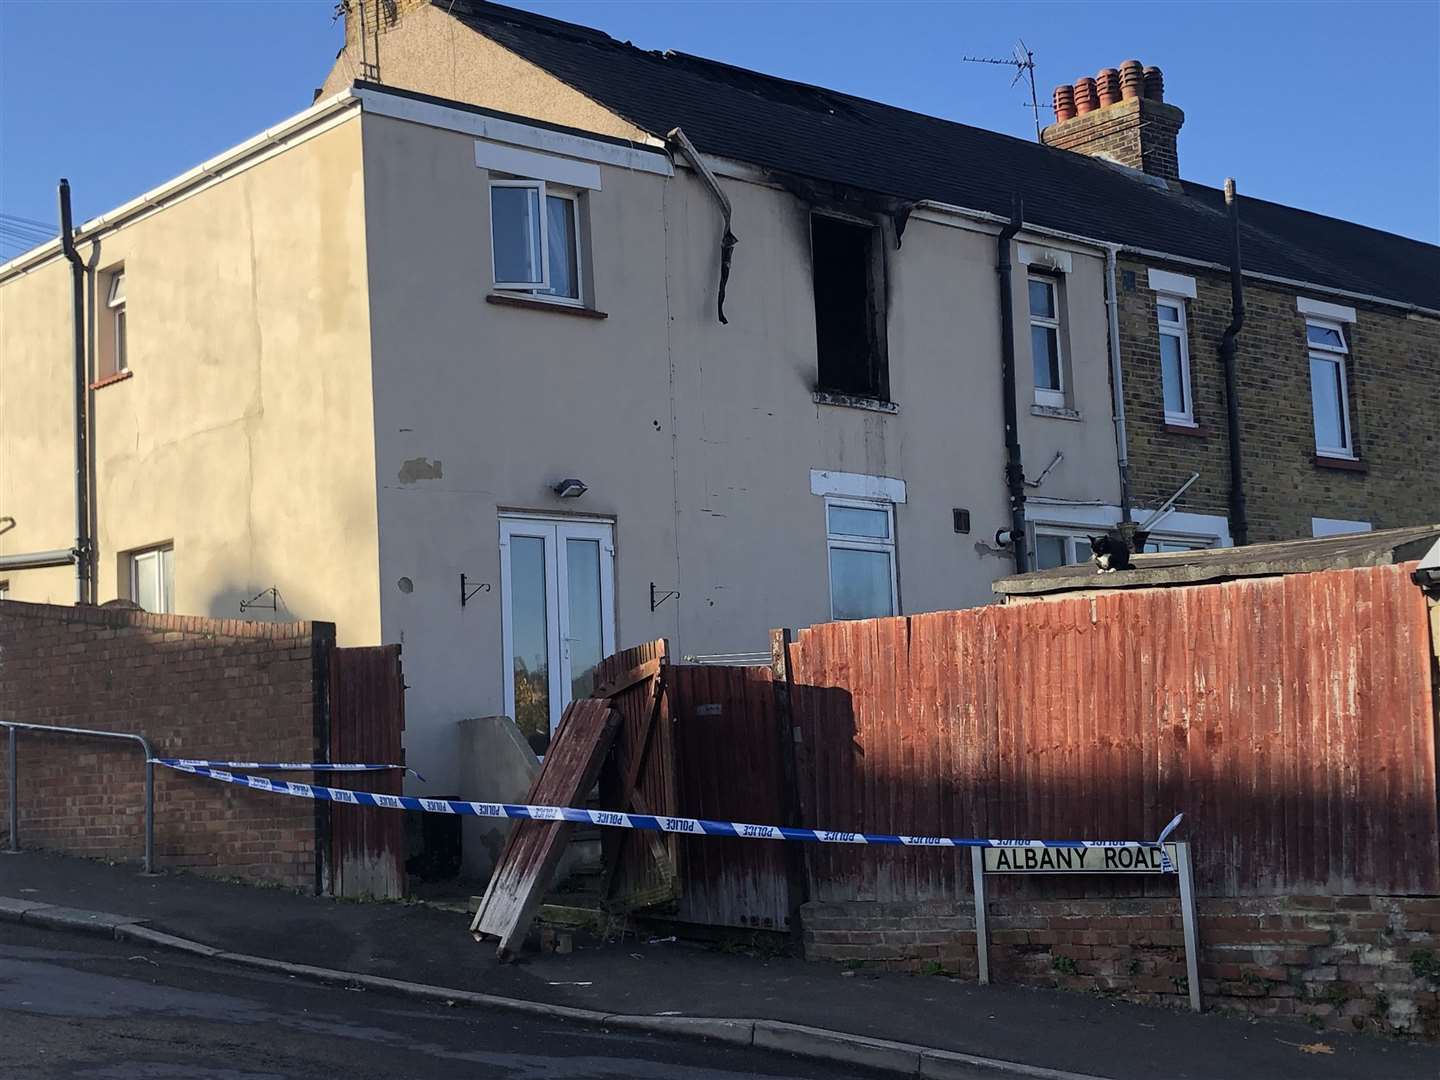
xmin=804 ymin=895 xmax=1440 ymax=1038
xmin=1117 ymin=258 xmax=1440 ymax=542
xmin=0 ymin=600 xmax=333 ymax=889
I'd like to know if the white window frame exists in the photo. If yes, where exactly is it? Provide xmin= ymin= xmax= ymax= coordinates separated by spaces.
xmin=490 ymin=178 xmax=586 ymax=306
xmin=1028 ymin=274 xmax=1065 ymax=407
xmin=1032 ymin=528 xmax=1090 ymax=570
xmin=107 ymin=270 xmax=128 ymax=373
xmin=129 ymin=545 xmax=173 ymax=614
xmin=533 ymin=188 xmax=584 ymax=307
xmin=1156 ymin=293 xmax=1193 ymax=425
xmin=498 ymin=516 xmax=616 ymax=744
xmin=824 ymin=496 xmax=898 ymax=621
xmin=1311 ymin=517 xmax=1371 ymax=538
xmin=490 ymin=178 xmax=551 ymax=291
xmin=1306 ymin=317 xmax=1354 ymax=458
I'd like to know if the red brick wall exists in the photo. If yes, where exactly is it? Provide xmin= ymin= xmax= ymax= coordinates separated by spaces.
xmin=0 ymin=600 xmax=334 ymax=889
xmin=804 ymin=895 xmax=1440 ymax=1037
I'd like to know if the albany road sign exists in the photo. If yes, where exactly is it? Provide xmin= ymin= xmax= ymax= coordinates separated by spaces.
xmin=982 ymin=843 xmax=1180 ymax=874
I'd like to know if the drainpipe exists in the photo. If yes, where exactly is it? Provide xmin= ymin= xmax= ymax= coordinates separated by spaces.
xmin=59 ymin=179 xmax=91 ymax=604
xmin=996 ymin=198 xmax=1028 ymax=573
xmin=1104 ymin=246 xmax=1133 ymax=523
xmin=1218 ymin=178 xmax=1248 ymax=547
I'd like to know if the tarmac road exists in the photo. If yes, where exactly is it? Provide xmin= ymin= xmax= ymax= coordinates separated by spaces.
xmin=0 ymin=922 xmax=901 ymax=1080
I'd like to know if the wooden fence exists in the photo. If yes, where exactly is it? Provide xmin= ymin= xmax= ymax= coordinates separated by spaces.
xmin=603 ymin=563 xmax=1438 ymax=920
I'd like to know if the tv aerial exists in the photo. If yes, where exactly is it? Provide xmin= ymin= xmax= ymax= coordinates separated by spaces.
xmin=960 ymin=40 xmax=1042 ymax=140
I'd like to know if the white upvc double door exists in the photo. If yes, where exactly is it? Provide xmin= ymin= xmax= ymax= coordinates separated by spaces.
xmin=499 ymin=517 xmax=616 ymax=755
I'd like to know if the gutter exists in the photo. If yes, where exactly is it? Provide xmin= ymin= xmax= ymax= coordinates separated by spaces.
xmin=58 ymin=180 xmax=91 ymax=604
xmin=1218 ymin=179 xmax=1248 ymax=547
xmin=907 ymin=198 xmax=1440 ymax=319
xmin=0 ymin=549 xmax=75 ymax=572
xmin=995 ymin=199 xmax=1029 ymax=574
xmin=1104 ymin=245 xmax=1132 ymax=522
xmin=0 ymin=91 xmax=360 ymax=284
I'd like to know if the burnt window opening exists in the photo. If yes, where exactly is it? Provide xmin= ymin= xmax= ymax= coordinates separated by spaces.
xmin=811 ymin=214 xmax=888 ymax=402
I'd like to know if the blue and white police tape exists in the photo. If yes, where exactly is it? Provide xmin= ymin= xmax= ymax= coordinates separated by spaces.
xmin=151 ymin=758 xmax=425 ymax=781
xmin=156 ymin=760 xmax=1182 ymax=867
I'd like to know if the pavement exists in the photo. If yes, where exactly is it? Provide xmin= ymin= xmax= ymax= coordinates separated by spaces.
xmin=3 ymin=850 xmax=1439 ymax=1080
xmin=0 ymin=922 xmax=878 ymax=1080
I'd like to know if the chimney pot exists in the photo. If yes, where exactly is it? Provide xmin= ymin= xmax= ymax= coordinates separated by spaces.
xmin=1119 ymin=60 xmax=1145 ymax=100
xmin=1052 ymin=84 xmax=1076 ymax=122
xmin=1073 ymin=76 xmax=1099 ymax=115
xmin=1096 ymin=68 xmax=1122 ymax=106
xmin=1143 ymin=66 xmax=1165 ymax=102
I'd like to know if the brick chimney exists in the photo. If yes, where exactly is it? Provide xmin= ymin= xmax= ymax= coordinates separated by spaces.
xmin=1041 ymin=60 xmax=1185 ymax=182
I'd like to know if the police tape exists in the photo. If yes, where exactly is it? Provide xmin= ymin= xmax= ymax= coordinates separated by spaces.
xmin=151 ymin=759 xmax=426 ymax=781
xmin=155 ymin=760 xmax=1182 ymax=866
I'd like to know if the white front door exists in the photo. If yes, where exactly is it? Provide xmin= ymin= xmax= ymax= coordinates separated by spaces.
xmin=500 ymin=517 xmax=616 ymax=754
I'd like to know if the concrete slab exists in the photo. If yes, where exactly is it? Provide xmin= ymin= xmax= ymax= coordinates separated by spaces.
xmin=604 ymin=1014 xmax=757 ymax=1047
xmin=0 ymin=896 xmax=52 ymax=920
xmin=23 ymin=905 xmax=145 ymax=933
xmin=754 ymin=1021 xmax=922 ymax=1075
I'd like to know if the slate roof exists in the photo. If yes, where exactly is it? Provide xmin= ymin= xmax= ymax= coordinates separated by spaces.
xmin=445 ymin=0 xmax=1439 ymax=311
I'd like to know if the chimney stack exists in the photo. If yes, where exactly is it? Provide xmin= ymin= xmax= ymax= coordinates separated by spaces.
xmin=1041 ymin=59 xmax=1185 ymax=183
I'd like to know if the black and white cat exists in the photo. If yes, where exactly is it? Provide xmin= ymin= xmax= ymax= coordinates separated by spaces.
xmin=1088 ymin=529 xmax=1149 ymax=573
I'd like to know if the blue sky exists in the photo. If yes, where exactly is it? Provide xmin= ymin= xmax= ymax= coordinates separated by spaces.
xmin=1 ymin=0 xmax=1436 ymax=259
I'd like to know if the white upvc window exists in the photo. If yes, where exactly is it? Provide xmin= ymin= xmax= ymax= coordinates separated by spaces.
xmin=1156 ymin=294 xmax=1193 ymax=424
xmin=1033 ymin=529 xmax=1089 ymax=570
xmin=1028 ymin=275 xmax=1065 ymax=407
xmin=825 ymin=497 xmax=897 ymax=621
xmin=129 ymin=545 xmax=174 ymax=614
xmin=107 ymin=270 xmax=128 ymax=373
xmin=1307 ymin=318 xmax=1353 ymax=457
xmin=490 ymin=178 xmax=582 ymax=303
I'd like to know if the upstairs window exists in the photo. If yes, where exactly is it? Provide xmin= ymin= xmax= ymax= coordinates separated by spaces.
xmin=811 ymin=214 xmax=888 ymax=402
xmin=490 ymin=179 xmax=582 ymax=304
xmin=825 ymin=498 xmax=897 ymax=620
xmin=1028 ymin=275 xmax=1065 ymax=406
xmin=129 ymin=545 xmax=174 ymax=614
xmin=98 ymin=267 xmax=128 ymax=378
xmin=1156 ymin=295 xmax=1193 ymax=424
xmin=1307 ymin=319 xmax=1353 ymax=457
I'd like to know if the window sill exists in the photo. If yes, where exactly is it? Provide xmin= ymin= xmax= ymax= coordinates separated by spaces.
xmin=90 ymin=370 xmax=133 ymax=391
xmin=813 ymin=390 xmax=898 ymax=415
xmin=1163 ymin=420 xmax=1207 ymax=437
xmin=1030 ymin=403 xmax=1081 ymax=422
xmin=486 ymin=293 xmax=608 ymax=319
xmin=1314 ymin=453 xmax=1366 ymax=473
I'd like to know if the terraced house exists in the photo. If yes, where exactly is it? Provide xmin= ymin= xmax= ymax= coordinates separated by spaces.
xmin=1 ymin=0 xmax=1435 ymax=793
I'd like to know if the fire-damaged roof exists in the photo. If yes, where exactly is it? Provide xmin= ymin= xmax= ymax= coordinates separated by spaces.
xmin=445 ymin=0 xmax=1440 ymax=311
xmin=992 ymin=524 xmax=1440 ymax=599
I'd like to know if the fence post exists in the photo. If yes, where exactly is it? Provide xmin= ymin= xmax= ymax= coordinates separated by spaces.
xmin=142 ymin=754 xmax=155 ymax=874
xmin=6 ymin=726 xmax=17 ymax=854
xmin=971 ymin=848 xmax=989 ymax=984
xmin=771 ymin=627 xmax=808 ymax=952
xmin=1176 ymin=841 xmax=1202 ymax=1012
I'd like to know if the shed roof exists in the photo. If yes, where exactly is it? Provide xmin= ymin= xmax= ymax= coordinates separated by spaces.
xmin=992 ymin=525 xmax=1440 ymax=599
xmin=446 ymin=1 xmax=1440 ymax=311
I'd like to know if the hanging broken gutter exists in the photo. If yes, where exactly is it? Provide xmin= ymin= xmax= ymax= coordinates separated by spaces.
xmin=666 ymin=127 xmax=737 ymax=325
xmin=996 ymin=198 xmax=1029 ymax=574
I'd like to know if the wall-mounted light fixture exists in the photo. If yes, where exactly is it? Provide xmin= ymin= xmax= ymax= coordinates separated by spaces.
xmin=552 ymin=478 xmax=588 ymax=499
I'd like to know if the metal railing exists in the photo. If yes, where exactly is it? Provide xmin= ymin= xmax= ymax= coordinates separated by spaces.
xmin=3 ymin=721 xmax=155 ymax=874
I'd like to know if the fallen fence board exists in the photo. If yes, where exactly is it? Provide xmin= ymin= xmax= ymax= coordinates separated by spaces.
xmin=470 ymin=699 xmax=620 ymax=959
